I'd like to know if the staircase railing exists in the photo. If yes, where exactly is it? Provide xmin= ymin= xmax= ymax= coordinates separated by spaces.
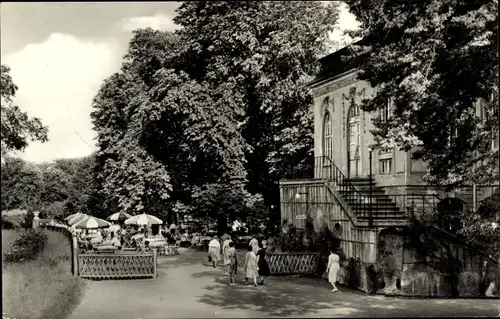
xmin=354 ymin=193 xmax=441 ymax=219
xmin=313 ymin=156 xmax=442 ymax=223
xmin=315 ymin=156 xmax=370 ymax=221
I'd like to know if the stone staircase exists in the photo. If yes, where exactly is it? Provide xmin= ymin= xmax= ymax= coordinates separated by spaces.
xmin=337 ymin=177 xmax=408 ymax=226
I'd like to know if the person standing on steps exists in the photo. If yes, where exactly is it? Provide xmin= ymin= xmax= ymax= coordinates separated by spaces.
xmin=326 ymin=248 xmax=340 ymax=292
xmin=208 ymin=235 xmax=221 ymax=268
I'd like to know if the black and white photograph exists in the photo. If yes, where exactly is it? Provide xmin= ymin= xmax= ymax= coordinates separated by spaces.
xmin=1 ymin=1 xmax=499 ymax=318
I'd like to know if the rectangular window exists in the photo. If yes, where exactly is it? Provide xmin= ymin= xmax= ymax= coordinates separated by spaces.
xmin=380 ymin=98 xmax=393 ymax=122
xmin=493 ymin=133 xmax=499 ymax=150
xmin=448 ymin=122 xmax=458 ymax=146
xmin=379 ymin=148 xmax=393 ymax=155
xmin=325 ymin=136 xmax=333 ymax=159
xmin=379 ymin=159 xmax=392 ymax=174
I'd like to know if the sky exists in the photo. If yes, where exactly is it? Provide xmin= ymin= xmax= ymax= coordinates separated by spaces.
xmin=0 ymin=2 xmax=359 ymax=163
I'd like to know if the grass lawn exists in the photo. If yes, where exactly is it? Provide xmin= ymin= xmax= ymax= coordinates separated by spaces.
xmin=2 ymin=229 xmax=86 ymax=319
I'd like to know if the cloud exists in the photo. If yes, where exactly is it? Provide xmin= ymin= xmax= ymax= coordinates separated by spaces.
xmin=118 ymin=13 xmax=179 ymax=32
xmin=3 ymin=33 xmax=120 ymax=163
xmin=329 ymin=2 xmax=360 ymax=43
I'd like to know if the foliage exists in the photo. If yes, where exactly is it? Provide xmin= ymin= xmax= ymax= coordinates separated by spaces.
xmin=458 ymin=191 xmax=500 ymax=257
xmin=1 ymin=156 xmax=44 ymax=212
xmin=1 ymin=65 xmax=48 ymax=153
xmin=314 ymin=224 xmax=343 ymax=275
xmin=4 ymin=228 xmax=48 ymax=263
xmin=41 ymin=166 xmax=71 ymax=204
xmin=345 ymin=0 xmax=499 ymax=187
xmin=172 ymin=1 xmax=339 ymax=219
xmin=42 ymin=201 xmax=67 ymax=220
xmin=91 ymin=2 xmax=340 ymax=225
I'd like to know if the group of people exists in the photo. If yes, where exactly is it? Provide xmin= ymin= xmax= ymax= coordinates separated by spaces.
xmin=206 ymin=231 xmax=341 ymax=292
xmin=207 ymin=235 xmax=271 ymax=287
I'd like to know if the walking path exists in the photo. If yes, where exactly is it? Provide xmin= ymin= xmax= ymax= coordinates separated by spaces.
xmin=68 ymin=250 xmax=500 ymax=318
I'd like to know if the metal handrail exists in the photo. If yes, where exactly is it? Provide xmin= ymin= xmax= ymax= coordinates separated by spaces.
xmin=315 ymin=156 xmax=370 ymax=219
xmin=312 ymin=156 xmax=442 ymax=220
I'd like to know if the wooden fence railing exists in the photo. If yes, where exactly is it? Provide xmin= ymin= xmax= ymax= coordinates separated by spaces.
xmin=78 ymin=252 xmax=157 ymax=279
xmin=266 ymin=252 xmax=320 ymax=275
xmin=39 ymin=220 xmax=157 ymax=279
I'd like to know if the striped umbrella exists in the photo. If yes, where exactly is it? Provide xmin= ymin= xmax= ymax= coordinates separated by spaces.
xmin=72 ymin=216 xmax=111 ymax=229
xmin=107 ymin=212 xmax=133 ymax=222
xmin=124 ymin=213 xmax=163 ymax=226
xmin=65 ymin=213 xmax=85 ymax=222
xmin=68 ymin=213 xmax=91 ymax=226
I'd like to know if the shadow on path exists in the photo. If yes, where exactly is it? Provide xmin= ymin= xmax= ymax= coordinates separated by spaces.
xmin=191 ymin=270 xmax=365 ymax=317
xmin=190 ymin=268 xmax=500 ymax=318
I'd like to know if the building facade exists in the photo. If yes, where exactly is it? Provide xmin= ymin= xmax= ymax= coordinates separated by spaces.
xmin=279 ymin=46 xmax=499 ymax=297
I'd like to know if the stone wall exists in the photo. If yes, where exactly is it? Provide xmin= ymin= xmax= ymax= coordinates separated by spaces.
xmin=378 ymin=227 xmax=499 ymax=298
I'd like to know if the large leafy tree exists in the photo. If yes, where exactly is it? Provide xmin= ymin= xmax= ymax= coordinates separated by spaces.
xmin=91 ymin=2 xmax=340 ymax=227
xmin=40 ymin=166 xmax=71 ymax=204
xmin=171 ymin=1 xmax=339 ymax=220
xmin=1 ymin=65 xmax=48 ymax=153
xmin=1 ymin=156 xmax=44 ymax=211
xmin=346 ymin=0 xmax=498 ymax=187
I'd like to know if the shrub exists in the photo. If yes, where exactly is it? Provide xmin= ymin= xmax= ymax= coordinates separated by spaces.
xmin=4 ymin=228 xmax=48 ymax=263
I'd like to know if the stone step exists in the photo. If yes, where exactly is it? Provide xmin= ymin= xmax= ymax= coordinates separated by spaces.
xmin=357 ymin=215 xmax=407 ymax=220
xmin=346 ymin=201 xmax=398 ymax=208
xmin=338 ymin=189 xmax=386 ymax=195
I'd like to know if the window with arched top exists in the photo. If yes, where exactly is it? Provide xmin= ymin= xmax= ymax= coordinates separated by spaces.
xmin=348 ymin=103 xmax=360 ymax=118
xmin=323 ymin=111 xmax=333 ymax=160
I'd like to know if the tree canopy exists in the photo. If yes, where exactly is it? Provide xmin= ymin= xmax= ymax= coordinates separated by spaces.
xmin=91 ymin=1 xmax=340 ymax=224
xmin=1 ymin=156 xmax=44 ymax=212
xmin=1 ymin=65 xmax=49 ymax=154
xmin=346 ymin=0 xmax=498 ymax=187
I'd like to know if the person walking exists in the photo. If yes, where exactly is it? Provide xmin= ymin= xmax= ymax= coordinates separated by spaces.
xmin=249 ymin=236 xmax=259 ymax=254
xmin=281 ymin=220 xmax=289 ymax=252
xmin=208 ymin=235 xmax=221 ymax=268
xmin=227 ymin=241 xmax=238 ymax=286
xmin=257 ymin=242 xmax=271 ymax=285
xmin=244 ymin=245 xmax=259 ymax=287
xmin=326 ymin=248 xmax=341 ymax=292
xmin=222 ymin=236 xmax=233 ymax=275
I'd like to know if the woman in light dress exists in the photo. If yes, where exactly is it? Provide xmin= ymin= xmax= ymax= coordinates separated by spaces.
xmin=244 ymin=245 xmax=259 ymax=286
xmin=326 ymin=248 xmax=341 ymax=292
xmin=222 ymin=237 xmax=233 ymax=275
xmin=249 ymin=236 xmax=259 ymax=254
xmin=208 ymin=235 xmax=221 ymax=268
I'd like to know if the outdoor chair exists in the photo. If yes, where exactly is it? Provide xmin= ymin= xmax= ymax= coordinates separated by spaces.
xmin=136 ymin=240 xmax=150 ymax=253
xmin=122 ymin=237 xmax=136 ymax=251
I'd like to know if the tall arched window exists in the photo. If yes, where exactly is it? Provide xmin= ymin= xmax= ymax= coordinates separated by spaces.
xmin=323 ymin=111 xmax=333 ymax=160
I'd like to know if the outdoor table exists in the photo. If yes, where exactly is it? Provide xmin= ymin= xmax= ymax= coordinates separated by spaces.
xmin=148 ymin=240 xmax=167 ymax=255
xmin=94 ymin=245 xmax=117 ymax=254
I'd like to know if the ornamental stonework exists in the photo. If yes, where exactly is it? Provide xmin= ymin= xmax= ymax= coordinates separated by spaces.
xmin=311 ymin=73 xmax=358 ymax=98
